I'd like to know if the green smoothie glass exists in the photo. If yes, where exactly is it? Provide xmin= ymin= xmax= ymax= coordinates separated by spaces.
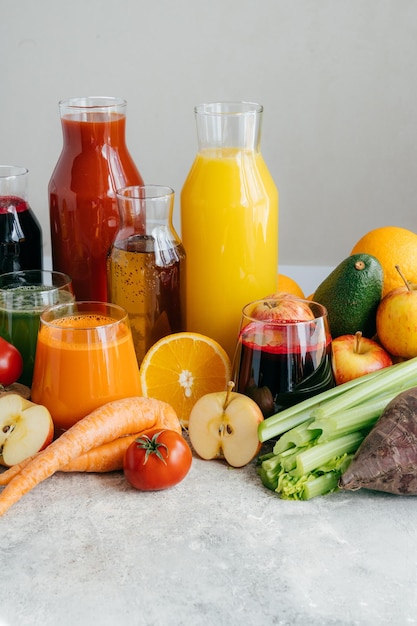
xmin=0 ymin=270 xmax=74 ymax=387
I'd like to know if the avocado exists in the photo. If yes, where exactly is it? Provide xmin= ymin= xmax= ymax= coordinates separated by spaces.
xmin=313 ymin=253 xmax=383 ymax=339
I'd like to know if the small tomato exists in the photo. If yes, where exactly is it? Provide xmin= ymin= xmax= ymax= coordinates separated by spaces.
xmin=0 ymin=336 xmax=23 ymax=386
xmin=123 ymin=429 xmax=192 ymax=491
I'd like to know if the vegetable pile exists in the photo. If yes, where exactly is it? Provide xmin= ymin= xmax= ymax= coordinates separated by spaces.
xmin=257 ymin=356 xmax=417 ymax=500
xmin=0 ymin=396 xmax=184 ymax=516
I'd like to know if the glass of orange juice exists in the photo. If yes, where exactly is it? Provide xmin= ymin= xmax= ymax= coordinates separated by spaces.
xmin=31 ymin=301 xmax=142 ymax=435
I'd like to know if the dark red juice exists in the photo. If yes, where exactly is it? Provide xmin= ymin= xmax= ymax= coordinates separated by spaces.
xmin=236 ymin=322 xmax=335 ymax=416
xmin=0 ymin=196 xmax=42 ymax=273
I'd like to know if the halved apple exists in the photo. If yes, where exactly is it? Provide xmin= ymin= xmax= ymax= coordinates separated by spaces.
xmin=0 ymin=394 xmax=54 ymax=466
xmin=188 ymin=383 xmax=264 ymax=467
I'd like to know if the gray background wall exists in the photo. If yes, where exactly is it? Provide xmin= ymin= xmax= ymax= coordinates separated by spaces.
xmin=1 ymin=0 xmax=416 ymax=281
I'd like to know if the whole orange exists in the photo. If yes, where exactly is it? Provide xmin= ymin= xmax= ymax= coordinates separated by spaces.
xmin=350 ymin=226 xmax=417 ymax=297
xmin=276 ymin=273 xmax=305 ymax=299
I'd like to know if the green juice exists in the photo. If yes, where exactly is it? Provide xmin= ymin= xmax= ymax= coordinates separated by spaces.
xmin=0 ymin=285 xmax=73 ymax=387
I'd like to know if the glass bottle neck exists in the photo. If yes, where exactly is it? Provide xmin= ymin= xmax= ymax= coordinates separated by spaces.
xmin=194 ymin=102 xmax=263 ymax=152
xmin=115 ymin=185 xmax=176 ymax=239
xmin=59 ymin=97 xmax=128 ymax=147
xmin=0 ymin=166 xmax=28 ymax=202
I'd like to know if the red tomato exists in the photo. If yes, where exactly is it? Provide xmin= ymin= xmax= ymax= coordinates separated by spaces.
xmin=123 ymin=429 xmax=192 ymax=491
xmin=0 ymin=336 xmax=23 ymax=386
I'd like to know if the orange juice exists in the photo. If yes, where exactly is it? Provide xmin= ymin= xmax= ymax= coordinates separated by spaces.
xmin=181 ymin=148 xmax=278 ymax=359
xmin=31 ymin=312 xmax=141 ymax=433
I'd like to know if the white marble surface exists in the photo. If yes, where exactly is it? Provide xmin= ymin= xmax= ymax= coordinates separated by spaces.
xmin=1 ymin=443 xmax=417 ymax=626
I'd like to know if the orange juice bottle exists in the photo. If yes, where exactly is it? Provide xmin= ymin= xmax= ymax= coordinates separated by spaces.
xmin=180 ymin=102 xmax=279 ymax=359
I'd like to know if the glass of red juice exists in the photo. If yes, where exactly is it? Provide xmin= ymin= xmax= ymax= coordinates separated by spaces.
xmin=233 ymin=296 xmax=335 ymax=417
xmin=0 ymin=270 xmax=74 ymax=387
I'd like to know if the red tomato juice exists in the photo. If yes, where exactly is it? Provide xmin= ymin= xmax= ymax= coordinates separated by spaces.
xmin=49 ymin=113 xmax=143 ymax=301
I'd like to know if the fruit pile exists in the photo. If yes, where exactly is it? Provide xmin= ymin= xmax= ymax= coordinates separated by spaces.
xmin=3 ymin=225 xmax=417 ymax=514
xmin=310 ymin=226 xmax=417 ymax=384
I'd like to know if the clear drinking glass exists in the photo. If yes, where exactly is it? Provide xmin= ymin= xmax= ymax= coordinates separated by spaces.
xmin=233 ymin=296 xmax=335 ymax=417
xmin=31 ymin=301 xmax=142 ymax=435
xmin=0 ymin=270 xmax=74 ymax=387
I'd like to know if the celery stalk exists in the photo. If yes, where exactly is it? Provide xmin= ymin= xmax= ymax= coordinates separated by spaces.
xmin=291 ymin=431 xmax=364 ymax=477
xmin=281 ymin=446 xmax=312 ymax=472
xmin=258 ymin=369 xmax=384 ymax=442
xmin=300 ymin=471 xmax=340 ymax=500
xmin=273 ymin=418 xmax=320 ymax=455
xmin=312 ymin=358 xmax=417 ymax=420
xmin=259 ymin=453 xmax=282 ymax=473
xmin=258 ymin=356 xmax=417 ymax=443
xmin=310 ymin=395 xmax=391 ymax=442
xmin=258 ymin=466 xmax=280 ymax=491
xmin=258 ymin=406 xmax=319 ymax=443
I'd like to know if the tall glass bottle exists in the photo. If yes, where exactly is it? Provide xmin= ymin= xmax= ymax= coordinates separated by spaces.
xmin=107 ymin=185 xmax=186 ymax=366
xmin=49 ymin=96 xmax=144 ymax=301
xmin=0 ymin=166 xmax=42 ymax=273
xmin=180 ymin=102 xmax=279 ymax=360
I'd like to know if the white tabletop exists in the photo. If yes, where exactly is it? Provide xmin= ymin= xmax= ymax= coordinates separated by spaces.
xmin=1 ymin=444 xmax=416 ymax=626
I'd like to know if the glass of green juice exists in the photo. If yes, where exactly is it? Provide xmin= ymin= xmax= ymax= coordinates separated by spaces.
xmin=0 ymin=270 xmax=74 ymax=387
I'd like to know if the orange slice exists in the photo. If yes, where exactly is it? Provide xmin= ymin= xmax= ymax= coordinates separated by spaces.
xmin=139 ymin=332 xmax=232 ymax=428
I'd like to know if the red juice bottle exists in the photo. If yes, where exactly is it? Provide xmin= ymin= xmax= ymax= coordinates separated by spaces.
xmin=49 ymin=97 xmax=143 ymax=301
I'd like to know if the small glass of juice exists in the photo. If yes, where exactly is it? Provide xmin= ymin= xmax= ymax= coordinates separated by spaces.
xmin=31 ymin=301 xmax=142 ymax=435
xmin=233 ymin=296 xmax=335 ymax=417
xmin=0 ymin=269 xmax=74 ymax=387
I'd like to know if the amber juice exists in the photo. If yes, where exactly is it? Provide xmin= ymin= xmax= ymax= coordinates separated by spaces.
xmin=107 ymin=235 xmax=186 ymax=365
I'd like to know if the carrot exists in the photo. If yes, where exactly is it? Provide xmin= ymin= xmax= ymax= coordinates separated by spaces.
xmin=0 ymin=400 xmax=183 ymax=487
xmin=58 ymin=434 xmax=143 ymax=473
xmin=0 ymin=396 xmax=180 ymax=516
xmin=0 ymin=460 xmax=29 ymax=485
xmin=0 ymin=434 xmax=145 ymax=484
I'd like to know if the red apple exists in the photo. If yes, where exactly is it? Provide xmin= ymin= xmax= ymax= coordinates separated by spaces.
xmin=0 ymin=393 xmax=54 ymax=466
xmin=331 ymin=331 xmax=393 ymax=385
xmin=250 ymin=295 xmax=315 ymax=323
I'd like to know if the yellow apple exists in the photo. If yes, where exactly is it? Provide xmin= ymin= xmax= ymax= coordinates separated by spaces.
xmin=376 ymin=282 xmax=417 ymax=358
xmin=0 ymin=394 xmax=54 ymax=466
xmin=188 ymin=383 xmax=264 ymax=467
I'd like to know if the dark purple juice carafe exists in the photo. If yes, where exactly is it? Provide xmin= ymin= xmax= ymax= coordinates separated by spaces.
xmin=0 ymin=167 xmax=42 ymax=274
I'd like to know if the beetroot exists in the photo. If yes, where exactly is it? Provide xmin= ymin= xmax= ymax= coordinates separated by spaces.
xmin=339 ymin=388 xmax=417 ymax=495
